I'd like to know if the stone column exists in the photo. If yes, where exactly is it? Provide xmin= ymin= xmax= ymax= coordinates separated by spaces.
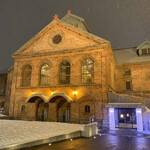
xmin=109 ymin=108 xmax=115 ymax=129
xmin=48 ymin=103 xmax=57 ymax=122
xmin=136 ymin=108 xmax=143 ymax=131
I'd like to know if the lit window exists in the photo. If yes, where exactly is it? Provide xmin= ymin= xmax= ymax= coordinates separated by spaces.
xmin=85 ymin=105 xmax=90 ymax=113
xmin=82 ymin=59 xmax=94 ymax=83
xmin=60 ymin=61 xmax=70 ymax=84
xmin=21 ymin=105 xmax=26 ymax=112
xmin=126 ymin=81 xmax=131 ymax=90
xmin=40 ymin=64 xmax=50 ymax=85
xmin=22 ymin=65 xmax=32 ymax=86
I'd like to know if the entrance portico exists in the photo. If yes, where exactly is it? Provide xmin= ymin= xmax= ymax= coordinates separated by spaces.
xmin=26 ymin=93 xmax=73 ymax=122
xmin=106 ymin=92 xmax=144 ymax=131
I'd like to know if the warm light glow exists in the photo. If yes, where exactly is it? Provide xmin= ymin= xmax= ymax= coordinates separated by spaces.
xmin=51 ymin=92 xmax=55 ymax=95
xmin=127 ymin=113 xmax=129 ymax=117
xmin=73 ymin=91 xmax=78 ymax=95
xmin=31 ymin=92 xmax=36 ymax=95
xmin=120 ymin=114 xmax=124 ymax=118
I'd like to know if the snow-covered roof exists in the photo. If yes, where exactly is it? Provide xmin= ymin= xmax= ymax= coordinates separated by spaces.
xmin=136 ymin=40 xmax=150 ymax=50
xmin=113 ymin=47 xmax=150 ymax=63
xmin=0 ymin=68 xmax=8 ymax=74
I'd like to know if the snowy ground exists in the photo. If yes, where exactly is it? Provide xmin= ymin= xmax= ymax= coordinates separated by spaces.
xmin=0 ymin=120 xmax=84 ymax=149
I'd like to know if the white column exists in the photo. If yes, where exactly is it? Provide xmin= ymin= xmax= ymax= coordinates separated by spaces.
xmin=136 ymin=108 xmax=143 ymax=132
xmin=109 ymin=108 xmax=115 ymax=129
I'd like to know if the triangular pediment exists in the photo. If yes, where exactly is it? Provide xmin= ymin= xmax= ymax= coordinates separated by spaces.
xmin=13 ymin=17 xmax=109 ymax=57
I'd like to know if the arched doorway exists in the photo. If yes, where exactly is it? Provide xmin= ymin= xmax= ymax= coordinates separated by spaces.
xmin=37 ymin=100 xmax=49 ymax=121
xmin=50 ymin=96 xmax=70 ymax=123
xmin=26 ymin=96 xmax=49 ymax=121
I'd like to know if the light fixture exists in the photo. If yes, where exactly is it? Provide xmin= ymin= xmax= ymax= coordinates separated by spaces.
xmin=51 ymin=92 xmax=55 ymax=95
xmin=136 ymin=109 xmax=141 ymax=113
xmin=109 ymin=108 xmax=114 ymax=113
xmin=73 ymin=91 xmax=78 ymax=95
xmin=120 ymin=114 xmax=124 ymax=118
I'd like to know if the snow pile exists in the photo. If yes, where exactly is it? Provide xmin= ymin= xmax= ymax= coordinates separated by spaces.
xmin=0 ymin=114 xmax=7 ymax=116
xmin=0 ymin=120 xmax=84 ymax=148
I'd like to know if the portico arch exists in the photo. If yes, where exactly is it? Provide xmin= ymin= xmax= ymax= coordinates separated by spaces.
xmin=26 ymin=94 xmax=49 ymax=121
xmin=48 ymin=93 xmax=72 ymax=123
xmin=48 ymin=93 xmax=73 ymax=103
xmin=26 ymin=94 xmax=48 ymax=103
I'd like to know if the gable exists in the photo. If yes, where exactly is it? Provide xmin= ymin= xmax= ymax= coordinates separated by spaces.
xmin=13 ymin=18 xmax=109 ymax=57
xmin=136 ymin=40 xmax=150 ymax=50
xmin=136 ymin=40 xmax=150 ymax=56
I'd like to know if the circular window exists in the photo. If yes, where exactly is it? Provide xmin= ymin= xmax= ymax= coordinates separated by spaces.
xmin=53 ymin=34 xmax=62 ymax=44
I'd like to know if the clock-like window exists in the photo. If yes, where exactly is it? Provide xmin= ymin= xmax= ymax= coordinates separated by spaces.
xmin=53 ymin=34 xmax=62 ymax=44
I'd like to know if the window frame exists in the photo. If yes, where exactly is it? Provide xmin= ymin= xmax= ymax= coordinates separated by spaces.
xmin=126 ymin=81 xmax=131 ymax=90
xmin=85 ymin=105 xmax=90 ymax=113
xmin=22 ymin=64 xmax=32 ymax=87
xmin=59 ymin=61 xmax=71 ymax=84
xmin=21 ymin=105 xmax=26 ymax=113
xmin=40 ymin=63 xmax=50 ymax=86
xmin=81 ymin=59 xmax=94 ymax=84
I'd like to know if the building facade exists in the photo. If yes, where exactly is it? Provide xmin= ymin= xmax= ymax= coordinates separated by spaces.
xmin=5 ymin=12 xmax=150 ymax=131
xmin=0 ymin=70 xmax=7 ymax=109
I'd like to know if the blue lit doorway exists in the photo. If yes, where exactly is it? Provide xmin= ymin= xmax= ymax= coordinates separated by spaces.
xmin=115 ymin=108 xmax=137 ymax=129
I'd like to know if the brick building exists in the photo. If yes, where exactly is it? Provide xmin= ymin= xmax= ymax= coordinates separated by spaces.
xmin=0 ymin=69 xmax=7 ymax=109
xmin=5 ymin=12 xmax=150 ymax=131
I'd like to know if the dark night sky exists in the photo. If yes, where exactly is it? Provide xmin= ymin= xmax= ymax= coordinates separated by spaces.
xmin=0 ymin=0 xmax=150 ymax=71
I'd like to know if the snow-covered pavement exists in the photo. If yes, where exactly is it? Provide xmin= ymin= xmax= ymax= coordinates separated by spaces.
xmin=0 ymin=120 xmax=84 ymax=149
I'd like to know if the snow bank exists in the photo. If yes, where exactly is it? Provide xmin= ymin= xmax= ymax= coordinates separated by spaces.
xmin=0 ymin=120 xmax=84 ymax=148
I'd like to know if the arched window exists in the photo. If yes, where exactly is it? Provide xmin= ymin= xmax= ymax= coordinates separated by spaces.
xmin=21 ymin=105 xmax=26 ymax=112
xmin=40 ymin=64 xmax=50 ymax=85
xmin=60 ymin=61 xmax=70 ymax=84
xmin=85 ymin=105 xmax=90 ymax=113
xmin=82 ymin=59 xmax=93 ymax=83
xmin=22 ymin=65 xmax=32 ymax=86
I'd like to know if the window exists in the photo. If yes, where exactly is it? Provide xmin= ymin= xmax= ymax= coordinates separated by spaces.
xmin=125 ymin=70 xmax=131 ymax=76
xmin=141 ymin=48 xmax=150 ymax=55
xmin=40 ymin=64 xmax=50 ymax=85
xmin=148 ymin=48 xmax=150 ymax=54
xmin=82 ymin=59 xmax=93 ymax=83
xmin=22 ymin=65 xmax=32 ymax=86
xmin=21 ymin=105 xmax=26 ymax=112
xmin=126 ymin=81 xmax=131 ymax=90
xmin=142 ymin=49 xmax=147 ymax=55
xmin=85 ymin=105 xmax=90 ymax=113
xmin=60 ymin=61 xmax=70 ymax=84
xmin=53 ymin=35 xmax=62 ymax=44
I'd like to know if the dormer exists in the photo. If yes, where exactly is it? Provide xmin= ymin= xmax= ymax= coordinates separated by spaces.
xmin=61 ymin=12 xmax=90 ymax=32
xmin=136 ymin=40 xmax=150 ymax=56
